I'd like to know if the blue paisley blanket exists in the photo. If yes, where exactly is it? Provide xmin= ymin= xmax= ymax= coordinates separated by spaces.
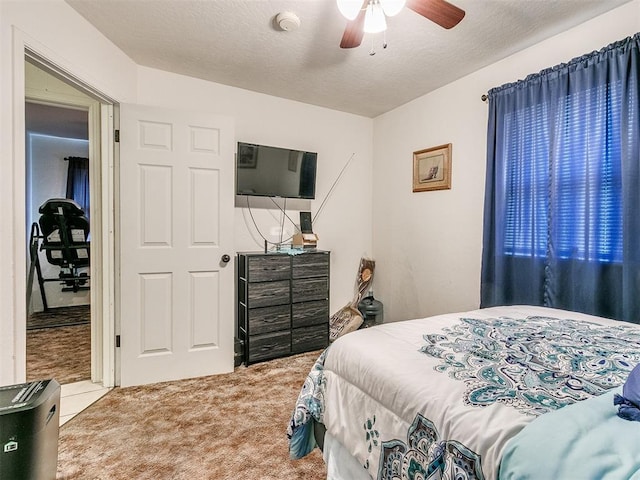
xmin=288 ymin=305 xmax=640 ymax=480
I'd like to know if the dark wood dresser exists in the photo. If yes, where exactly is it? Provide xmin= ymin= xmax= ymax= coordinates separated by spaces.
xmin=236 ymin=250 xmax=330 ymax=365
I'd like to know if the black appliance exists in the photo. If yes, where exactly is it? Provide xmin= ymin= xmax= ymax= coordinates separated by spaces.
xmin=0 ymin=379 xmax=61 ymax=480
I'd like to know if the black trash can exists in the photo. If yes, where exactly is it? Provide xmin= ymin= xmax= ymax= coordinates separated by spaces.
xmin=358 ymin=290 xmax=384 ymax=328
xmin=0 ymin=379 xmax=61 ymax=480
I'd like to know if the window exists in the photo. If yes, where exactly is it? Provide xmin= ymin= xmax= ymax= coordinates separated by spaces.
xmin=502 ymin=82 xmax=623 ymax=263
xmin=481 ymin=33 xmax=640 ymax=322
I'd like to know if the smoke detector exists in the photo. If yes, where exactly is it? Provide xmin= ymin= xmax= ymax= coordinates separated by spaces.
xmin=276 ymin=12 xmax=300 ymax=32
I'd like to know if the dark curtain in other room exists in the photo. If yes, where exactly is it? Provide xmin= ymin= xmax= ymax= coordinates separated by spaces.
xmin=66 ymin=156 xmax=90 ymax=218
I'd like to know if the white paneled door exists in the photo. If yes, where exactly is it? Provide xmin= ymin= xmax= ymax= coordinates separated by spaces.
xmin=119 ymin=104 xmax=234 ymax=387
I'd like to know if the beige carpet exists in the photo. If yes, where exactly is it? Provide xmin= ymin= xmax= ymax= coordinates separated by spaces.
xmin=27 ymin=323 xmax=91 ymax=384
xmin=57 ymin=351 xmax=327 ymax=479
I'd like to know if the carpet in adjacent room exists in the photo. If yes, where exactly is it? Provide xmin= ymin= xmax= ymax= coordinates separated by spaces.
xmin=28 ymin=304 xmax=90 ymax=330
xmin=27 ymin=323 xmax=91 ymax=384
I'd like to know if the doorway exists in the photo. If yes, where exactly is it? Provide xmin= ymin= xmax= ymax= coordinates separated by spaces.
xmin=22 ymin=53 xmax=116 ymax=399
xmin=25 ymin=99 xmax=92 ymax=385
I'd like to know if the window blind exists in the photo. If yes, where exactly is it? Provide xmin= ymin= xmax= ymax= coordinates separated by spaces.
xmin=502 ymin=82 xmax=623 ymax=263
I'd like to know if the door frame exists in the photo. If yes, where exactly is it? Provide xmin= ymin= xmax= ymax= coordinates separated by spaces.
xmin=25 ymin=73 xmax=103 ymax=382
xmin=8 ymin=28 xmax=117 ymax=387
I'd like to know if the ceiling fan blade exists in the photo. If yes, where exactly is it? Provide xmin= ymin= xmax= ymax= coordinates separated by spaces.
xmin=340 ymin=2 xmax=367 ymax=48
xmin=406 ymin=0 xmax=465 ymax=29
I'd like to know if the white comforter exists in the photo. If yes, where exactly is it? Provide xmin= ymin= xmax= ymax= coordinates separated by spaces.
xmin=289 ymin=305 xmax=640 ymax=480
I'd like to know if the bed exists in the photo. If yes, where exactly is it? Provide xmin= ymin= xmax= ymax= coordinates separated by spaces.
xmin=288 ymin=305 xmax=640 ymax=480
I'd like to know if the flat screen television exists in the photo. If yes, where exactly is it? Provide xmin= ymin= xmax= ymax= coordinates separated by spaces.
xmin=236 ymin=142 xmax=317 ymax=199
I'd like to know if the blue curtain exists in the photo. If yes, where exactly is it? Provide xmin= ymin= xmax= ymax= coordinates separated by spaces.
xmin=65 ymin=156 xmax=90 ymax=218
xmin=481 ymin=33 xmax=640 ymax=323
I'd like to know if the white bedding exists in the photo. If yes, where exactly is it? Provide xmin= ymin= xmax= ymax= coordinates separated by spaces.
xmin=323 ymin=431 xmax=371 ymax=480
xmin=289 ymin=305 xmax=640 ymax=480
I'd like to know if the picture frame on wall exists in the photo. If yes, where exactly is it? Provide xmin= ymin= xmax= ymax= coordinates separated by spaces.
xmin=238 ymin=144 xmax=257 ymax=168
xmin=412 ymin=143 xmax=452 ymax=192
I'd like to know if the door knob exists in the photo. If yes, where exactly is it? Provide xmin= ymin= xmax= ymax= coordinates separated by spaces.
xmin=221 ymin=254 xmax=231 ymax=263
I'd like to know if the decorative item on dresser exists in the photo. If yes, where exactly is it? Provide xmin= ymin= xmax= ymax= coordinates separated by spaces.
xmin=236 ymin=250 xmax=330 ymax=365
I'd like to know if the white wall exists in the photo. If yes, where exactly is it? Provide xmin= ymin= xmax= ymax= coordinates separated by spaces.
xmin=372 ymin=0 xmax=640 ymax=323
xmin=136 ymin=66 xmax=374 ymax=315
xmin=27 ymin=134 xmax=91 ymax=312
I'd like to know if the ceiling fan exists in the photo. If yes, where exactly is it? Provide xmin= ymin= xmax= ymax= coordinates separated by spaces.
xmin=337 ymin=0 xmax=465 ymax=49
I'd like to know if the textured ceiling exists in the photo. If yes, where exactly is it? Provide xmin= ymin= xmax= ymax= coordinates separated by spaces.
xmin=66 ymin=0 xmax=632 ymax=118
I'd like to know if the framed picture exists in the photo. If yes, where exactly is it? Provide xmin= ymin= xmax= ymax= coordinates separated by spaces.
xmin=238 ymin=144 xmax=257 ymax=168
xmin=412 ymin=143 xmax=452 ymax=192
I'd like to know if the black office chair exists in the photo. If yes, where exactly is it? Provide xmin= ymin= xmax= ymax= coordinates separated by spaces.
xmin=27 ymin=198 xmax=90 ymax=311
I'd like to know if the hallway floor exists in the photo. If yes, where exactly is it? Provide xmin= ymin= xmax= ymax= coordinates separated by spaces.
xmin=60 ymin=380 xmax=110 ymax=426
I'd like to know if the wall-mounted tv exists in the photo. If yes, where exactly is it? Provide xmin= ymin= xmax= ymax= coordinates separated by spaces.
xmin=236 ymin=142 xmax=317 ymax=199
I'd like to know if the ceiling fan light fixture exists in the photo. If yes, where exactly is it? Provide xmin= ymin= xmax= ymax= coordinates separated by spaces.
xmin=338 ymin=0 xmax=465 ymax=49
xmin=380 ymin=0 xmax=405 ymax=17
xmin=363 ymin=2 xmax=387 ymax=33
xmin=336 ymin=0 xmax=362 ymax=20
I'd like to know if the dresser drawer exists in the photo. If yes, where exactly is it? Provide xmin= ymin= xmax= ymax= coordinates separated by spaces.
xmin=248 ymin=255 xmax=291 ymax=282
xmin=292 ymin=277 xmax=328 ymax=303
xmin=247 ymin=279 xmax=290 ymax=308
xmin=292 ymin=324 xmax=328 ymax=354
xmin=292 ymin=300 xmax=328 ymax=328
xmin=248 ymin=331 xmax=291 ymax=362
xmin=292 ymin=253 xmax=329 ymax=279
xmin=237 ymin=251 xmax=330 ymax=365
xmin=248 ymin=304 xmax=290 ymax=335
